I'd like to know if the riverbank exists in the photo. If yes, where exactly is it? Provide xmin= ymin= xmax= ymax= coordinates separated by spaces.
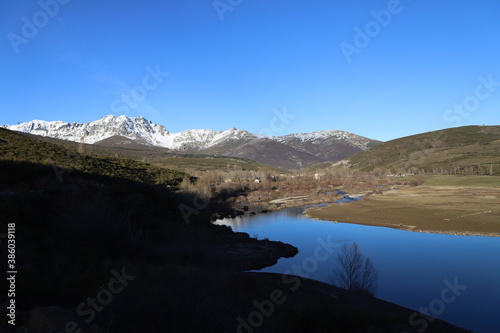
xmin=305 ymin=179 xmax=500 ymax=237
xmin=230 ymin=184 xmax=381 ymax=214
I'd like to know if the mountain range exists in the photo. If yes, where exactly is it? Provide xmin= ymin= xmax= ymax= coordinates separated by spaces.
xmin=3 ymin=115 xmax=381 ymax=169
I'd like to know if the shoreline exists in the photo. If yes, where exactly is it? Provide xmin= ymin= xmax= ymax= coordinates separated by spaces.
xmin=304 ymin=210 xmax=500 ymax=237
xmin=304 ymin=185 xmax=500 ymax=238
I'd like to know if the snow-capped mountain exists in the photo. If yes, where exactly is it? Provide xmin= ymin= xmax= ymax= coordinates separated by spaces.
xmin=3 ymin=115 xmax=259 ymax=150
xmin=3 ymin=115 xmax=166 ymax=145
xmin=2 ymin=115 xmax=381 ymax=169
xmin=273 ymin=130 xmax=380 ymax=164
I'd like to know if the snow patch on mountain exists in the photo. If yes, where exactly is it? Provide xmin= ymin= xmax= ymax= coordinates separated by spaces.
xmin=274 ymin=130 xmax=374 ymax=149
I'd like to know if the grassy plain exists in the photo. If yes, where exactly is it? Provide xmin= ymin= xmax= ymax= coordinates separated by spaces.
xmin=307 ymin=176 xmax=500 ymax=237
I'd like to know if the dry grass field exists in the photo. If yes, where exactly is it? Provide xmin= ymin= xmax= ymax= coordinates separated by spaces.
xmin=307 ymin=176 xmax=500 ymax=237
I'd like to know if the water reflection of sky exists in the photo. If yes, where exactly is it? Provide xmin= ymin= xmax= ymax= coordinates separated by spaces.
xmin=215 ymin=208 xmax=500 ymax=333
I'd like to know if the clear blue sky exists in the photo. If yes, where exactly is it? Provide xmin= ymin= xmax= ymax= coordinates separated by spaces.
xmin=1 ymin=0 xmax=499 ymax=141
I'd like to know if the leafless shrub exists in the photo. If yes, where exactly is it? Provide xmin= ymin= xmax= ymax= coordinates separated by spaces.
xmin=328 ymin=243 xmax=378 ymax=296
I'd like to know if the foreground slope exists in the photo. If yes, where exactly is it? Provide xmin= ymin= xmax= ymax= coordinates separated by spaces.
xmin=0 ymin=128 xmax=187 ymax=186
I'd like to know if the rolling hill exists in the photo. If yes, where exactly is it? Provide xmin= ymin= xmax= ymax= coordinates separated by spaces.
xmin=0 ymin=128 xmax=188 ymax=186
xmin=343 ymin=125 xmax=500 ymax=175
xmin=15 ymin=131 xmax=276 ymax=173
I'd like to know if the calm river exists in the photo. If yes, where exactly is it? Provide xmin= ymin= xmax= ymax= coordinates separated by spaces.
xmin=215 ymin=205 xmax=500 ymax=333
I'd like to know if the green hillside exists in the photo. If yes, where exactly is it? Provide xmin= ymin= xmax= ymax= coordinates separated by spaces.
xmin=20 ymin=131 xmax=275 ymax=173
xmin=345 ymin=126 xmax=500 ymax=175
xmin=0 ymin=128 xmax=188 ymax=186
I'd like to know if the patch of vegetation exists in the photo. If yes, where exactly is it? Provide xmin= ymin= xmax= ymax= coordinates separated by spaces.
xmin=20 ymin=130 xmax=278 ymax=173
xmin=425 ymin=175 xmax=500 ymax=187
xmin=302 ymin=161 xmax=334 ymax=172
xmin=0 ymin=128 xmax=188 ymax=186
xmin=151 ymin=156 xmax=275 ymax=173
xmin=347 ymin=125 xmax=500 ymax=174
xmin=366 ymin=140 xmax=382 ymax=148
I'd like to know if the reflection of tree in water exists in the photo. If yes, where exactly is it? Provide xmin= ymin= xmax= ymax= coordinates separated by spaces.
xmin=281 ymin=206 xmax=308 ymax=218
xmin=215 ymin=206 xmax=308 ymax=232
xmin=328 ymin=242 xmax=378 ymax=296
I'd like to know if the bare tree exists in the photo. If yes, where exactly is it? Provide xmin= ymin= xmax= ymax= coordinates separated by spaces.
xmin=328 ymin=243 xmax=378 ymax=296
